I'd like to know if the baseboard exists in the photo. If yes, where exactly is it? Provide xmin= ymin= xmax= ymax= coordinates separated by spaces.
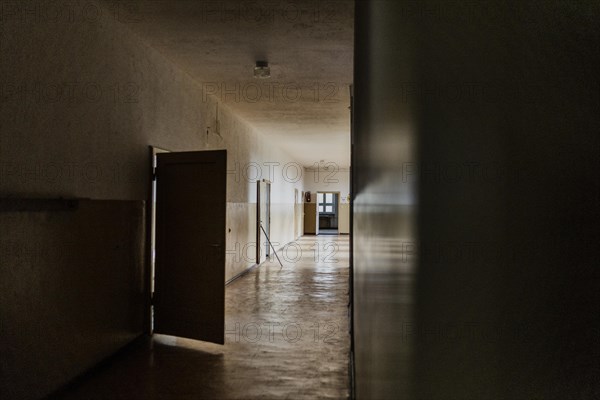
xmin=225 ymin=239 xmax=301 ymax=286
xmin=225 ymin=263 xmax=259 ymax=286
xmin=44 ymin=334 xmax=147 ymax=399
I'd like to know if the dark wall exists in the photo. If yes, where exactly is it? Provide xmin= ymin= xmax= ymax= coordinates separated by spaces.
xmin=0 ymin=200 xmax=145 ymax=400
xmin=353 ymin=1 xmax=600 ymax=399
xmin=352 ymin=1 xmax=418 ymax=398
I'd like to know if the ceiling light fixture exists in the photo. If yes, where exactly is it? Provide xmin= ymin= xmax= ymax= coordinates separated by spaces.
xmin=254 ymin=61 xmax=271 ymax=79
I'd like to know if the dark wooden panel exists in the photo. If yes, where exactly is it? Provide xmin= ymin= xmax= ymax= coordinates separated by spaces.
xmin=0 ymin=200 xmax=145 ymax=399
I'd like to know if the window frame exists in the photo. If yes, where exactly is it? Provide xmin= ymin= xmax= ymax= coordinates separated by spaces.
xmin=318 ymin=192 xmax=337 ymax=215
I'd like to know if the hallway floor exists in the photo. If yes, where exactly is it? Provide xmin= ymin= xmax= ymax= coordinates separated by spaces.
xmin=53 ymin=235 xmax=350 ymax=400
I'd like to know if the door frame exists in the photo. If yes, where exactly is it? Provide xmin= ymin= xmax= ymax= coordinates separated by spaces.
xmin=145 ymin=145 xmax=171 ymax=335
xmin=256 ymin=179 xmax=272 ymax=264
xmin=316 ymin=191 xmax=341 ymax=234
xmin=294 ymin=188 xmax=298 ymax=240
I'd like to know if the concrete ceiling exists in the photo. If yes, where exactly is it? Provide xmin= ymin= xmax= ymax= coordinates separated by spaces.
xmin=108 ymin=0 xmax=354 ymax=167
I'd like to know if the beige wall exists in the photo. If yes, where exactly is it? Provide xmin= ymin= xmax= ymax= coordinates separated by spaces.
xmin=0 ymin=1 xmax=302 ymax=398
xmin=338 ymin=203 xmax=350 ymax=234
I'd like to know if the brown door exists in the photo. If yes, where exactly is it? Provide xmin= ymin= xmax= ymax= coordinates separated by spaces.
xmin=154 ymin=150 xmax=226 ymax=344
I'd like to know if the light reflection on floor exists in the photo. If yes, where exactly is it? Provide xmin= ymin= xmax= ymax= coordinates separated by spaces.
xmin=55 ymin=235 xmax=350 ymax=400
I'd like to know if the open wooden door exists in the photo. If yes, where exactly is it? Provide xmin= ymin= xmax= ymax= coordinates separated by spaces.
xmin=154 ymin=150 xmax=226 ymax=344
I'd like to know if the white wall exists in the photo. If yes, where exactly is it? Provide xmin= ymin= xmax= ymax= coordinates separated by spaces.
xmin=303 ymin=167 xmax=351 ymax=203
xmin=0 ymin=0 xmax=303 ymax=281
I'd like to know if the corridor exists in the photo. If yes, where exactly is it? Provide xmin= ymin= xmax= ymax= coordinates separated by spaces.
xmin=53 ymin=235 xmax=350 ymax=400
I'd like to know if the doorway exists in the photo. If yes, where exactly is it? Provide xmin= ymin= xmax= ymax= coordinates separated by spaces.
xmin=147 ymin=146 xmax=170 ymax=333
xmin=257 ymin=179 xmax=272 ymax=263
xmin=294 ymin=189 xmax=298 ymax=240
xmin=150 ymin=148 xmax=170 ymax=281
xmin=317 ymin=192 xmax=340 ymax=235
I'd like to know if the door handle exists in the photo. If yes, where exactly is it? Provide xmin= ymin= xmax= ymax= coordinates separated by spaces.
xmin=209 ymin=244 xmax=221 ymax=247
